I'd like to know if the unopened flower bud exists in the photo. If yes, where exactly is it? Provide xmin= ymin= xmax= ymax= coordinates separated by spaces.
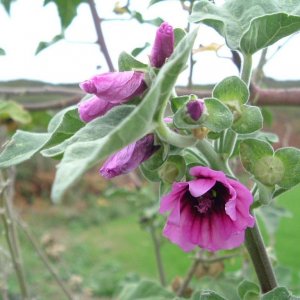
xmin=150 ymin=22 xmax=174 ymax=68
xmin=100 ymin=134 xmax=159 ymax=179
xmin=186 ymin=99 xmax=205 ymax=121
xmin=78 ymin=96 xmax=118 ymax=123
xmin=79 ymin=71 xmax=147 ymax=104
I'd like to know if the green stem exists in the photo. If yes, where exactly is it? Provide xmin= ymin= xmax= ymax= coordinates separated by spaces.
xmin=196 ymin=139 xmax=234 ymax=177
xmin=245 ymin=222 xmax=277 ymax=293
xmin=241 ymin=54 xmax=253 ymax=87
xmin=149 ymin=223 xmax=166 ymax=287
xmin=156 ymin=120 xmax=196 ymax=148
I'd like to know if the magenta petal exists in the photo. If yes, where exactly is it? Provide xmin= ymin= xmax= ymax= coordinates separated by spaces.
xmin=189 ymin=166 xmax=228 ymax=183
xmin=79 ymin=71 xmax=147 ymax=104
xmin=100 ymin=134 xmax=159 ymax=178
xmin=150 ymin=22 xmax=174 ymax=68
xmin=159 ymin=182 xmax=188 ymax=214
xmin=188 ymin=178 xmax=216 ymax=197
xmin=163 ymin=222 xmax=196 ymax=252
xmin=78 ymin=96 xmax=117 ymax=123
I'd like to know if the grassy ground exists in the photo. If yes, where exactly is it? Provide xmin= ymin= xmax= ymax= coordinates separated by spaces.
xmin=1 ymin=183 xmax=300 ymax=299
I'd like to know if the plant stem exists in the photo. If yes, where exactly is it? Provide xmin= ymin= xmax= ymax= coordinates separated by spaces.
xmin=177 ymin=251 xmax=202 ymax=297
xmin=0 ymin=170 xmax=29 ymax=299
xmin=88 ymin=0 xmax=115 ymax=72
xmin=17 ymin=220 xmax=73 ymax=300
xmin=156 ymin=120 xmax=196 ymax=148
xmin=241 ymin=54 xmax=252 ymax=87
xmin=149 ymin=223 xmax=166 ymax=287
xmin=245 ymin=222 xmax=277 ymax=293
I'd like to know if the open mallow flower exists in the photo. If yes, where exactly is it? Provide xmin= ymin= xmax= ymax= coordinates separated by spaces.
xmin=159 ymin=166 xmax=255 ymax=252
xmin=150 ymin=22 xmax=174 ymax=68
xmin=79 ymin=71 xmax=147 ymax=103
xmin=78 ymin=95 xmax=118 ymax=123
xmin=100 ymin=134 xmax=160 ymax=179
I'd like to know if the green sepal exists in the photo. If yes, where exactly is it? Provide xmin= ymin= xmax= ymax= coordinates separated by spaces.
xmin=232 ymin=105 xmax=263 ymax=134
xmin=213 ymin=76 xmax=249 ymax=105
xmin=174 ymin=28 xmax=187 ymax=48
xmin=142 ymin=142 xmax=169 ymax=171
xmin=170 ymin=95 xmax=190 ymax=113
xmin=237 ymin=280 xmax=260 ymax=300
xmin=139 ymin=164 xmax=161 ymax=182
xmin=158 ymin=154 xmax=186 ymax=183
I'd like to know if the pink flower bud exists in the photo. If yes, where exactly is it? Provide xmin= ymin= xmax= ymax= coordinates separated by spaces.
xmin=78 ymin=96 xmax=118 ymax=123
xmin=100 ymin=134 xmax=159 ymax=179
xmin=79 ymin=71 xmax=147 ymax=104
xmin=150 ymin=22 xmax=174 ymax=68
xmin=186 ymin=99 xmax=205 ymax=121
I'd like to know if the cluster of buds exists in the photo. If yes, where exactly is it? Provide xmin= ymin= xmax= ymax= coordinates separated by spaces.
xmin=78 ymin=22 xmax=175 ymax=178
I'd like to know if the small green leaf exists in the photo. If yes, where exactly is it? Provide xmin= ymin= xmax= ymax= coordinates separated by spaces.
xmin=203 ymin=98 xmax=233 ymax=132
xmin=35 ymin=34 xmax=64 ymax=55
xmin=44 ymin=0 xmax=84 ymax=29
xmin=190 ymin=0 xmax=300 ymax=54
xmin=193 ymin=290 xmax=227 ymax=300
xmin=1 ymin=0 xmax=16 ymax=14
xmin=148 ymin=0 xmax=166 ymax=6
xmin=237 ymin=280 xmax=260 ymax=300
xmin=118 ymin=51 xmax=148 ymax=71
xmin=117 ymin=279 xmax=174 ymax=300
xmin=131 ymin=42 xmax=150 ymax=57
xmin=0 ymin=100 xmax=31 ymax=124
xmin=213 ymin=76 xmax=249 ymax=105
xmin=275 ymin=147 xmax=300 ymax=189
xmin=232 ymin=105 xmax=263 ymax=134
xmin=170 ymin=95 xmax=190 ymax=113
xmin=261 ymin=287 xmax=296 ymax=300
xmin=0 ymin=48 xmax=6 ymax=55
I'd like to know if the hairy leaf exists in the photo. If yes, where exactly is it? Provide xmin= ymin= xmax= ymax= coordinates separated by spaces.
xmin=190 ymin=0 xmax=300 ymax=54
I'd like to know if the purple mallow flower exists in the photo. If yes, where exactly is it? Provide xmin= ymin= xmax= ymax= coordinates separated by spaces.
xmin=78 ymin=95 xmax=118 ymax=123
xmin=150 ymin=22 xmax=174 ymax=68
xmin=186 ymin=99 xmax=205 ymax=121
xmin=159 ymin=166 xmax=255 ymax=252
xmin=79 ymin=71 xmax=147 ymax=104
xmin=100 ymin=134 xmax=159 ymax=179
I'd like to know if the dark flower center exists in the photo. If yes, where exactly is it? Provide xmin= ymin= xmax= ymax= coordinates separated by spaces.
xmin=188 ymin=182 xmax=229 ymax=215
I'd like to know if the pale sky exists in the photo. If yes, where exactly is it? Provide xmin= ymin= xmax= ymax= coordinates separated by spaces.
xmin=0 ymin=0 xmax=300 ymax=85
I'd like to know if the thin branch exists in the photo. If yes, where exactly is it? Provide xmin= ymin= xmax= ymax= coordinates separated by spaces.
xmin=17 ymin=219 xmax=73 ymax=300
xmin=88 ymin=0 xmax=115 ymax=72
xmin=149 ymin=223 xmax=166 ymax=287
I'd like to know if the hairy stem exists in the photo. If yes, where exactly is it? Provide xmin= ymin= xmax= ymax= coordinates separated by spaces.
xmin=149 ymin=223 xmax=166 ymax=287
xmin=245 ymin=222 xmax=277 ymax=293
xmin=177 ymin=251 xmax=202 ymax=297
xmin=88 ymin=0 xmax=115 ymax=72
xmin=241 ymin=54 xmax=252 ymax=87
xmin=0 ymin=170 xmax=29 ymax=299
